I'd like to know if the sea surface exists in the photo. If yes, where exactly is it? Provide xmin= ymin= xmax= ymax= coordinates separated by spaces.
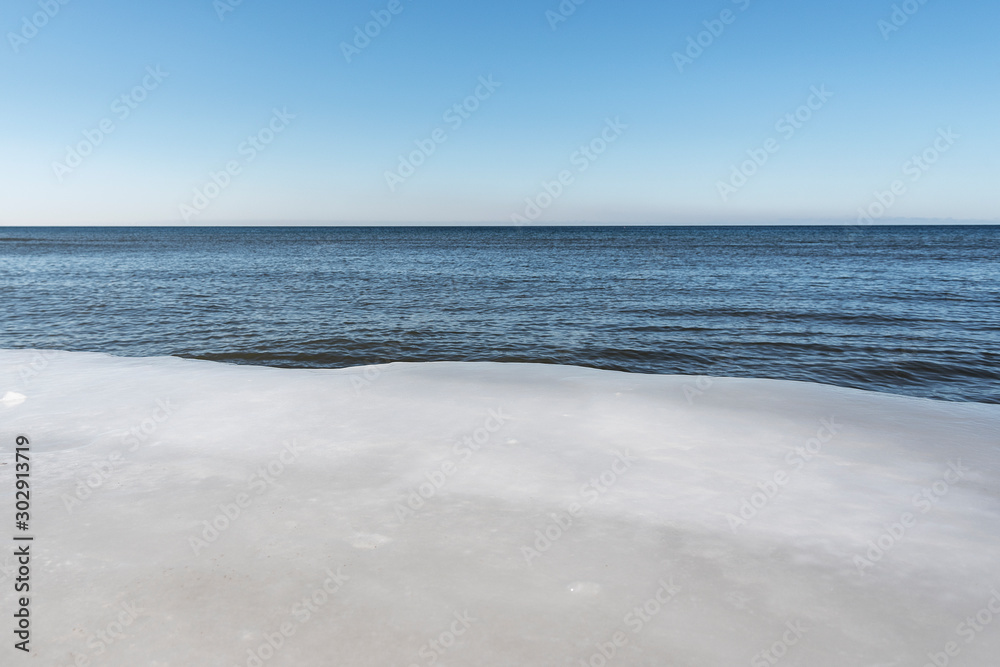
xmin=1 ymin=225 xmax=998 ymax=403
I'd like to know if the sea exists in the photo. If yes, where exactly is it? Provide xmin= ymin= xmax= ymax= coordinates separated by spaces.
xmin=1 ymin=225 xmax=997 ymax=403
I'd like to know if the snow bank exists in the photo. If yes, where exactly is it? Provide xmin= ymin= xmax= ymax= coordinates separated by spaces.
xmin=1 ymin=349 xmax=999 ymax=666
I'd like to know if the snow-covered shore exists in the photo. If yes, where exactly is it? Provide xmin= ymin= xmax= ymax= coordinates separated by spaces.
xmin=1 ymin=349 xmax=999 ymax=666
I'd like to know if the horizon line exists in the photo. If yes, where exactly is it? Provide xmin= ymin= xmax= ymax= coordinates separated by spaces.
xmin=3 ymin=220 xmax=999 ymax=228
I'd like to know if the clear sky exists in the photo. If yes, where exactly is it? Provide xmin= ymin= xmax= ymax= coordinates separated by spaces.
xmin=2 ymin=0 xmax=997 ymax=225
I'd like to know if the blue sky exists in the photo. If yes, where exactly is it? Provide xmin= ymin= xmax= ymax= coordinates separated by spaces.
xmin=2 ymin=0 xmax=997 ymax=225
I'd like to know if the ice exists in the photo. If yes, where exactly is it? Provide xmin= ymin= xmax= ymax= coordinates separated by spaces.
xmin=1 ymin=391 xmax=25 ymax=406
xmin=1 ymin=349 xmax=999 ymax=666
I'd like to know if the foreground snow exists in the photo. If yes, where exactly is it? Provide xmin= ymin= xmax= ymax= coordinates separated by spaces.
xmin=1 ymin=350 xmax=999 ymax=666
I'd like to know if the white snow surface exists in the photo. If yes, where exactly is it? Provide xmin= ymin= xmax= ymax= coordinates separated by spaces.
xmin=1 ymin=349 xmax=999 ymax=666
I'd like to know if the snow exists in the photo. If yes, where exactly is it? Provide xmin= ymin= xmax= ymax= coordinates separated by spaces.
xmin=1 ymin=349 xmax=999 ymax=666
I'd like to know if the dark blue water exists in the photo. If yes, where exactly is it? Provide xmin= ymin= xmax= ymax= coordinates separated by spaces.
xmin=1 ymin=226 xmax=998 ymax=403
